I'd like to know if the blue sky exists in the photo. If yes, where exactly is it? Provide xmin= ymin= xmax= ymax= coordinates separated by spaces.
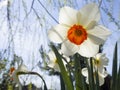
xmin=0 ymin=0 xmax=120 ymax=89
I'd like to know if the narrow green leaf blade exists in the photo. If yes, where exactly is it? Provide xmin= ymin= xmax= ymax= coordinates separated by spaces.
xmin=111 ymin=43 xmax=118 ymax=90
xmin=51 ymin=45 xmax=74 ymax=90
xmin=74 ymin=53 xmax=82 ymax=90
xmin=117 ymin=64 xmax=120 ymax=90
xmin=86 ymin=58 xmax=95 ymax=90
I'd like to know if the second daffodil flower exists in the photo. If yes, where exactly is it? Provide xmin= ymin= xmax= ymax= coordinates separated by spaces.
xmin=82 ymin=53 xmax=109 ymax=86
xmin=47 ymin=50 xmax=69 ymax=72
xmin=48 ymin=3 xmax=111 ymax=57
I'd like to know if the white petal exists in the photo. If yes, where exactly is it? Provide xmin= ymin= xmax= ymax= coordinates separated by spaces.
xmin=54 ymin=24 xmax=69 ymax=40
xmin=88 ymin=34 xmax=105 ymax=45
xmin=79 ymin=3 xmax=100 ymax=27
xmin=48 ymin=27 xmax=62 ymax=43
xmin=87 ymin=25 xmax=111 ymax=44
xmin=95 ymin=53 xmax=104 ymax=59
xmin=86 ymin=21 xmax=97 ymax=30
xmin=59 ymin=6 xmax=78 ymax=26
xmin=98 ymin=74 xmax=105 ymax=86
xmin=100 ymin=55 xmax=109 ymax=66
xmin=81 ymin=68 xmax=88 ymax=77
xmin=18 ymin=64 xmax=28 ymax=72
xmin=102 ymin=58 xmax=109 ymax=66
xmin=100 ymin=69 xmax=108 ymax=78
xmin=48 ymin=50 xmax=56 ymax=61
xmin=95 ymin=53 xmax=109 ymax=65
xmin=98 ymin=66 xmax=104 ymax=74
xmin=78 ymin=39 xmax=99 ymax=57
xmin=48 ymin=63 xmax=55 ymax=68
xmin=48 ymin=24 xmax=69 ymax=43
xmin=86 ymin=78 xmax=89 ymax=85
xmin=61 ymin=40 xmax=79 ymax=56
xmin=54 ymin=64 xmax=60 ymax=72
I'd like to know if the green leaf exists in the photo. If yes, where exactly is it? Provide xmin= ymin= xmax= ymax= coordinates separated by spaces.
xmin=95 ymin=69 xmax=100 ymax=90
xmin=60 ymin=73 xmax=66 ymax=90
xmin=51 ymin=45 xmax=74 ymax=90
xmin=86 ymin=58 xmax=95 ymax=90
xmin=8 ymin=84 xmax=13 ymax=90
xmin=111 ymin=43 xmax=118 ymax=90
xmin=117 ymin=64 xmax=120 ymax=89
xmin=74 ymin=53 xmax=82 ymax=90
xmin=18 ymin=71 xmax=48 ymax=90
xmin=28 ymin=83 xmax=32 ymax=90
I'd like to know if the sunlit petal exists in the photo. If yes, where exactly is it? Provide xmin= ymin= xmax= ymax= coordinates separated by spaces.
xmin=87 ymin=25 xmax=111 ymax=44
xmin=81 ymin=68 xmax=88 ymax=77
xmin=79 ymin=3 xmax=100 ymax=27
xmin=47 ymin=50 xmax=69 ymax=72
xmin=61 ymin=40 xmax=79 ymax=56
xmin=48 ymin=27 xmax=63 ymax=43
xmin=101 ymin=70 xmax=108 ymax=78
xmin=99 ymin=74 xmax=105 ymax=86
xmin=78 ymin=39 xmax=99 ymax=57
xmin=48 ymin=50 xmax=56 ymax=61
xmin=59 ymin=6 xmax=78 ymax=26
xmin=19 ymin=64 xmax=28 ymax=72
xmin=48 ymin=24 xmax=69 ymax=43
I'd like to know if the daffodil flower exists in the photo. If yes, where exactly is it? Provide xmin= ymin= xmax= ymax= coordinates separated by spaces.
xmin=81 ymin=53 xmax=109 ymax=86
xmin=47 ymin=50 xmax=69 ymax=72
xmin=82 ymin=68 xmax=107 ymax=86
xmin=93 ymin=53 xmax=109 ymax=74
xmin=10 ymin=64 xmax=28 ymax=90
xmin=48 ymin=3 xmax=111 ymax=57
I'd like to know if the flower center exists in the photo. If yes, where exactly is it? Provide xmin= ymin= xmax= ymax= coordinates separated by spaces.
xmin=9 ymin=67 xmax=15 ymax=75
xmin=54 ymin=59 xmax=58 ymax=64
xmin=94 ymin=59 xmax=101 ymax=66
xmin=67 ymin=24 xmax=87 ymax=45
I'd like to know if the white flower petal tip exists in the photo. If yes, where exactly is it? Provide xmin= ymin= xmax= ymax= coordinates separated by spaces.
xmin=81 ymin=68 xmax=88 ymax=77
xmin=79 ymin=3 xmax=100 ymax=27
xmin=88 ymin=25 xmax=111 ymax=45
xmin=59 ymin=6 xmax=78 ymax=26
xmin=82 ymin=69 xmax=106 ymax=86
xmin=93 ymin=53 xmax=109 ymax=67
xmin=48 ymin=27 xmax=63 ymax=43
xmin=98 ymin=74 xmax=105 ymax=86
xmin=48 ymin=3 xmax=111 ymax=57
xmin=47 ymin=50 xmax=69 ymax=72
xmin=61 ymin=41 xmax=79 ymax=56
xmin=78 ymin=39 xmax=99 ymax=57
xmin=19 ymin=64 xmax=28 ymax=72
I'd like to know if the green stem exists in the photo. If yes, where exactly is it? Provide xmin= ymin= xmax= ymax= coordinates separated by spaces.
xmin=74 ymin=53 xmax=82 ymax=90
xmin=60 ymin=73 xmax=66 ymax=90
xmin=51 ymin=45 xmax=74 ymax=90
xmin=18 ymin=71 xmax=48 ymax=90
xmin=111 ymin=43 xmax=118 ymax=90
xmin=86 ymin=58 xmax=95 ymax=90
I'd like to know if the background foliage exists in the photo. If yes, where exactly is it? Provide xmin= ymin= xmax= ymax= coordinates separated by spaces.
xmin=0 ymin=0 xmax=120 ymax=89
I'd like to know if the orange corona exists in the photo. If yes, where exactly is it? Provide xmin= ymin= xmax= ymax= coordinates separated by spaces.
xmin=67 ymin=24 xmax=87 ymax=45
xmin=9 ymin=67 xmax=15 ymax=75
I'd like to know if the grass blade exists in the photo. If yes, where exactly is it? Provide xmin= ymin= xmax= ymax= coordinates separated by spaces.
xmin=117 ymin=64 xmax=120 ymax=89
xmin=111 ymin=43 xmax=118 ymax=90
xmin=51 ymin=45 xmax=74 ymax=90
xmin=74 ymin=53 xmax=83 ymax=90
xmin=86 ymin=58 xmax=95 ymax=90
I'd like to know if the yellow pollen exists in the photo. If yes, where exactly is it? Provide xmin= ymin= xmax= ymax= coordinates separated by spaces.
xmin=75 ymin=29 xmax=82 ymax=36
xmin=94 ymin=59 xmax=101 ymax=66
xmin=67 ymin=24 xmax=87 ymax=45
xmin=54 ymin=59 xmax=58 ymax=64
